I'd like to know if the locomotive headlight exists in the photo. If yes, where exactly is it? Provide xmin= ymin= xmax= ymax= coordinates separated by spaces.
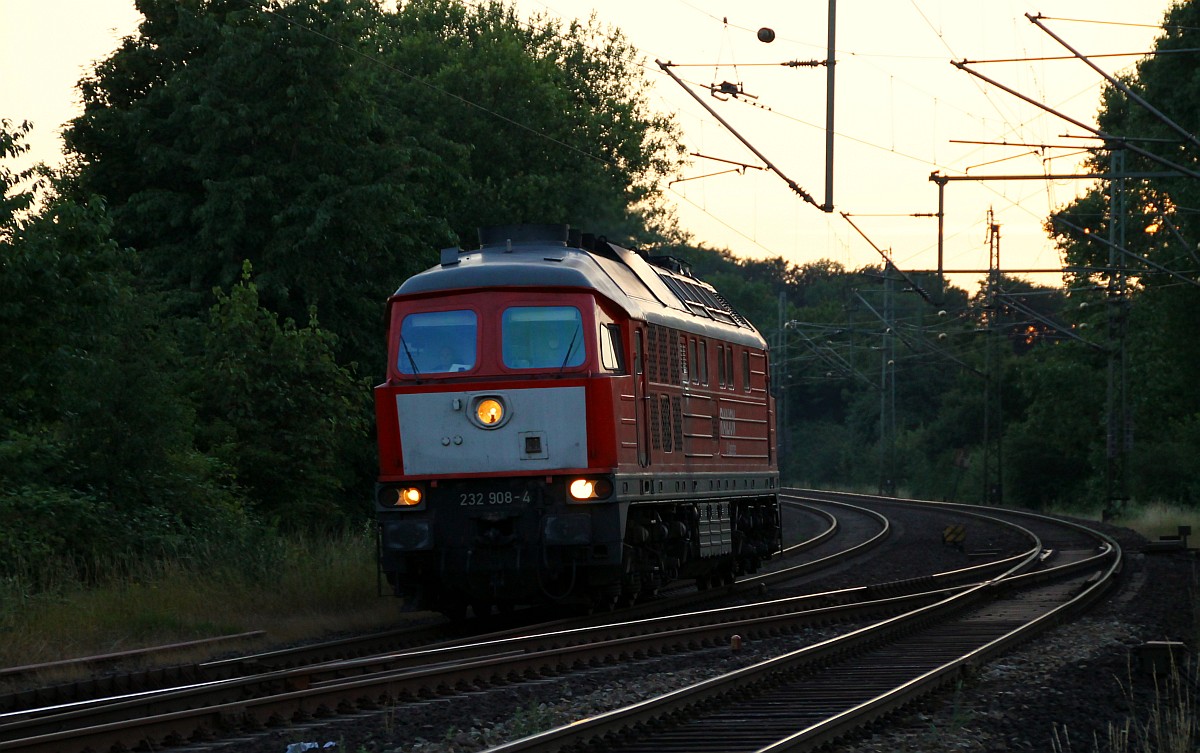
xmin=379 ymin=485 xmax=423 ymax=507
xmin=569 ymin=479 xmax=595 ymax=500
xmin=470 ymin=395 xmax=509 ymax=428
xmin=568 ymin=477 xmax=613 ymax=502
xmin=476 ymin=398 xmax=503 ymax=425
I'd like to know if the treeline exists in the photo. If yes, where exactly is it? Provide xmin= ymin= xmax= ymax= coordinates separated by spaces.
xmin=1 ymin=0 xmax=680 ymax=585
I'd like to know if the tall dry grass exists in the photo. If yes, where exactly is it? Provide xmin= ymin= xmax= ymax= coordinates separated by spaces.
xmin=1047 ymin=500 xmax=1200 ymax=544
xmin=1100 ymin=660 xmax=1197 ymax=753
xmin=0 ymin=524 xmax=416 ymax=673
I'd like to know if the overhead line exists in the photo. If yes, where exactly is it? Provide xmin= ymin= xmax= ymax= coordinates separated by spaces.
xmin=960 ymin=49 xmax=1200 ymax=64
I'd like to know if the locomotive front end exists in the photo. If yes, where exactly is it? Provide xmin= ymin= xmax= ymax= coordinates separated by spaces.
xmin=375 ymin=230 xmax=632 ymax=615
xmin=376 ymin=380 xmax=626 ymax=614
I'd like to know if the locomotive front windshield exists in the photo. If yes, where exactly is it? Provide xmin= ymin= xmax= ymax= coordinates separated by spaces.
xmin=502 ymin=306 xmax=585 ymax=369
xmin=397 ymin=310 xmax=477 ymax=374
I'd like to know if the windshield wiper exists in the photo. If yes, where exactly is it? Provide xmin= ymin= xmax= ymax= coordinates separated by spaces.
xmin=559 ymin=326 xmax=580 ymax=373
xmin=400 ymin=334 xmax=420 ymax=375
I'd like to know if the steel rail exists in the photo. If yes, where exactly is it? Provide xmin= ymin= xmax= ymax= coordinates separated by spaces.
xmin=0 ymin=495 xmax=1047 ymax=753
xmin=0 ymin=498 xmax=978 ymax=752
xmin=752 ymin=491 xmax=1123 ymax=752
xmin=473 ymin=499 xmax=1116 ymax=753
xmin=0 ymin=500 xmax=839 ymax=716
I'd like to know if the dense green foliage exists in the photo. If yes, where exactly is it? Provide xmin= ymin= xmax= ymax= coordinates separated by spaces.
xmin=1043 ymin=1 xmax=1200 ymax=509
xmin=2 ymin=120 xmax=248 ymax=584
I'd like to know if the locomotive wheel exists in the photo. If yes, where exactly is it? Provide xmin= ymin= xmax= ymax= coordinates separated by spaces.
xmin=695 ymin=575 xmax=710 ymax=591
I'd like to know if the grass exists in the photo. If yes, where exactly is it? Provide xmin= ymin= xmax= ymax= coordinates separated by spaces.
xmin=0 ymin=524 xmax=421 ymax=682
xmin=1049 ymin=500 xmax=1200 ymax=544
xmin=1106 ymin=661 xmax=1197 ymax=753
xmin=2 ymin=496 xmax=1193 ymax=681
xmin=1051 ymin=660 xmax=1199 ymax=753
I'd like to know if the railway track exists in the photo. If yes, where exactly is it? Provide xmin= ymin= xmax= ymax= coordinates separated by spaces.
xmin=0 ymin=494 xmax=1067 ymax=753
xmin=0 ymin=499 xmax=849 ymax=717
xmin=475 ymin=490 xmax=1120 ymax=753
xmin=0 ymin=497 xmax=892 ymax=753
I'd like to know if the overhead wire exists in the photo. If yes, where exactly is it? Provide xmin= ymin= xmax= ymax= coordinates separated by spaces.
xmin=268 ymin=0 xmax=1183 ymax=290
xmin=652 ymin=7 xmax=1161 ymax=278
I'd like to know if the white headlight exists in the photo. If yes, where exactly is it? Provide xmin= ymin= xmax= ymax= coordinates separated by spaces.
xmin=569 ymin=479 xmax=596 ymax=500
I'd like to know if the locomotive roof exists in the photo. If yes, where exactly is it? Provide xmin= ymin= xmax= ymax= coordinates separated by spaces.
xmin=394 ymin=226 xmax=766 ymax=348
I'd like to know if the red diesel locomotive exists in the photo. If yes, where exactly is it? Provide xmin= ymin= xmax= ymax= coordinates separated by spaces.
xmin=375 ymin=225 xmax=780 ymax=616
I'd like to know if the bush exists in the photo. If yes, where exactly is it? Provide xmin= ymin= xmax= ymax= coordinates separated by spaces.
xmin=194 ymin=262 xmax=373 ymax=529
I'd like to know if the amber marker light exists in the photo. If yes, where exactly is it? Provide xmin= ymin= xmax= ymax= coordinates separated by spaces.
xmin=476 ymin=398 xmax=504 ymax=425
xmin=569 ymin=478 xmax=613 ymax=501
xmin=398 ymin=487 xmax=423 ymax=506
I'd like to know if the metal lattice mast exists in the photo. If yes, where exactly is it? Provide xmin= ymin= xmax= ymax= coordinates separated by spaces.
xmin=983 ymin=210 xmax=1003 ymax=505
xmin=1105 ymin=149 xmax=1131 ymax=518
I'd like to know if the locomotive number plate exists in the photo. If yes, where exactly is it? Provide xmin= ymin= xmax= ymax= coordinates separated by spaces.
xmin=459 ymin=490 xmax=532 ymax=506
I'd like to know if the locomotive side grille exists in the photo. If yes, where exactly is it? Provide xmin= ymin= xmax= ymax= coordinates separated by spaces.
xmin=648 ymin=325 xmax=661 ymax=383
xmin=662 ymin=323 xmax=672 ymax=381
xmin=647 ymin=324 xmax=683 ymax=386
xmin=667 ymin=328 xmax=681 ymax=385
xmin=648 ymin=393 xmax=682 ymax=453
xmin=649 ymin=395 xmax=662 ymax=450
xmin=659 ymin=395 xmax=674 ymax=452
xmin=671 ymin=395 xmax=684 ymax=451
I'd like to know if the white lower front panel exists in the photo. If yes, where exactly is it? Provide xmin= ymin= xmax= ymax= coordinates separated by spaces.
xmin=397 ymin=386 xmax=587 ymax=475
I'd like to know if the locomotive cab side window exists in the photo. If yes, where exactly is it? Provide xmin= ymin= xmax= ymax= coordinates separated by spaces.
xmin=600 ymin=324 xmax=625 ymax=372
xmin=397 ymin=310 xmax=477 ymax=374
xmin=502 ymin=306 xmax=586 ymax=369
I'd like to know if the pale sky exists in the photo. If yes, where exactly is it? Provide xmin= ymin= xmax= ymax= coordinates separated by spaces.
xmin=0 ymin=0 xmax=1176 ymax=289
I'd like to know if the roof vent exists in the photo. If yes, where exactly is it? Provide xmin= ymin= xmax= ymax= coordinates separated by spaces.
xmin=478 ymin=224 xmax=570 ymax=248
xmin=440 ymin=247 xmax=462 ymax=266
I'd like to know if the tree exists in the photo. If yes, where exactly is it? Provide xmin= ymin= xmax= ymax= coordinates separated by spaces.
xmin=1047 ymin=1 xmax=1200 ymax=505
xmin=381 ymin=1 xmax=682 ymax=245
xmin=2 ymin=127 xmax=249 ymax=577
xmin=63 ymin=0 xmax=683 ymax=370
xmin=1 ymin=120 xmax=41 ymax=238
xmin=65 ymin=0 xmax=455 ymax=368
xmin=194 ymin=262 xmax=371 ymax=529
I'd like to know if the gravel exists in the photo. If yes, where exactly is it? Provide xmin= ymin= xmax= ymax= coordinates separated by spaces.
xmin=209 ymin=517 xmax=1196 ymax=753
